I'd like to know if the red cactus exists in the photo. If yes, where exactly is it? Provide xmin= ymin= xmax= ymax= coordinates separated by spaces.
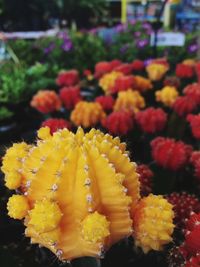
xmin=184 ymin=254 xmax=200 ymax=267
xmin=167 ymin=193 xmax=200 ymax=227
xmin=135 ymin=107 xmax=167 ymax=134
xmin=102 ymin=110 xmax=134 ymax=136
xmin=164 ymin=76 xmax=181 ymax=88
xmin=114 ymin=63 xmax=133 ymax=75
xmin=136 ymin=164 xmax=153 ymax=196
xmin=185 ymin=213 xmax=200 ymax=232
xmin=132 ymin=60 xmax=145 ymax=72
xmin=190 ymin=152 xmax=200 ymax=180
xmin=187 ymin=115 xmax=200 ymax=140
xmin=173 ymin=96 xmax=198 ymax=117
xmin=111 ymin=75 xmax=136 ymax=93
xmin=151 ymin=137 xmax=192 ymax=171
xmin=41 ymin=118 xmax=71 ymax=134
xmin=56 ymin=70 xmax=79 ymax=87
xmin=185 ymin=227 xmax=200 ymax=256
xmin=176 ymin=64 xmax=194 ymax=79
xmin=95 ymin=95 xmax=115 ymax=112
xmin=184 ymin=84 xmax=200 ymax=105
xmin=59 ymin=86 xmax=82 ymax=110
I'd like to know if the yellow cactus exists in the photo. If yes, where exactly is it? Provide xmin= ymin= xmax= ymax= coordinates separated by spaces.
xmin=156 ymin=86 xmax=179 ymax=107
xmin=71 ymin=101 xmax=106 ymax=128
xmin=132 ymin=194 xmax=174 ymax=253
xmin=114 ymin=89 xmax=145 ymax=113
xmin=146 ymin=64 xmax=168 ymax=81
xmin=2 ymin=127 xmax=140 ymax=260
xmin=99 ymin=71 xmax=123 ymax=94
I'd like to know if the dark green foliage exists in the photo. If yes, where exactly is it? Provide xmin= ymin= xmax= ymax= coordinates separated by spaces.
xmin=0 ymin=107 xmax=13 ymax=120
xmin=0 ymin=62 xmax=57 ymax=105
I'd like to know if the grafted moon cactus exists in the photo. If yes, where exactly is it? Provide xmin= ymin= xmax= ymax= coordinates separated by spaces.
xmin=2 ymin=127 xmax=140 ymax=261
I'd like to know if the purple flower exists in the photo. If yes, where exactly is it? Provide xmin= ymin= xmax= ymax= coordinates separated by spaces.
xmin=61 ymin=39 xmax=73 ymax=52
xmin=43 ymin=43 xmax=55 ymax=54
xmin=188 ymin=43 xmax=198 ymax=53
xmin=134 ymin=31 xmax=141 ymax=38
xmin=115 ymin=23 xmax=127 ymax=33
xmin=120 ymin=44 xmax=130 ymax=54
xmin=144 ymin=58 xmax=153 ymax=66
xmin=89 ymin=28 xmax=98 ymax=35
xmin=136 ymin=39 xmax=148 ymax=49
xmin=104 ymin=35 xmax=113 ymax=46
xmin=57 ymin=31 xmax=69 ymax=39
xmin=129 ymin=19 xmax=136 ymax=25
xmin=146 ymin=29 xmax=152 ymax=35
xmin=142 ymin=22 xmax=151 ymax=30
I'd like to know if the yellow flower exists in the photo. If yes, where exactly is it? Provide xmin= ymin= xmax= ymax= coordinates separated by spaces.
xmin=71 ymin=101 xmax=106 ymax=128
xmin=3 ymin=127 xmax=140 ymax=260
xmin=156 ymin=86 xmax=179 ymax=107
xmin=132 ymin=194 xmax=174 ymax=253
xmin=114 ymin=89 xmax=145 ymax=113
xmin=99 ymin=71 xmax=123 ymax=94
xmin=7 ymin=195 xmax=29 ymax=219
xmin=146 ymin=64 xmax=168 ymax=81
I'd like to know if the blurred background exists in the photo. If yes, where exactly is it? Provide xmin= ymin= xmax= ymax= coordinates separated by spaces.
xmin=0 ymin=0 xmax=199 ymax=31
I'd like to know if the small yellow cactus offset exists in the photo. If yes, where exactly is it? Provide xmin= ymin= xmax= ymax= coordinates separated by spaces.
xmin=71 ymin=101 xmax=106 ymax=128
xmin=132 ymin=194 xmax=175 ymax=253
xmin=2 ymin=127 xmax=141 ymax=260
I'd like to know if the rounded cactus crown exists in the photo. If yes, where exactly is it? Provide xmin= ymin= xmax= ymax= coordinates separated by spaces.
xmin=70 ymin=101 xmax=106 ymax=128
xmin=2 ymin=127 xmax=140 ymax=261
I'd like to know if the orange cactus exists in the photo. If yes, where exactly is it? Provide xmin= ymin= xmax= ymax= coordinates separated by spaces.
xmin=31 ymin=90 xmax=62 ymax=114
xmin=134 ymin=75 xmax=153 ymax=92
xmin=71 ymin=101 xmax=106 ymax=128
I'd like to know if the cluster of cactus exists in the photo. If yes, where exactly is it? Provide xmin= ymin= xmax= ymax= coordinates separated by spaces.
xmin=2 ymin=127 xmax=175 ymax=262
